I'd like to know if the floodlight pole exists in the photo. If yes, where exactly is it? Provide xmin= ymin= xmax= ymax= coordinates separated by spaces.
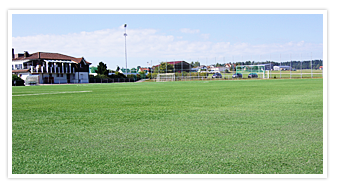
xmin=181 ymin=61 xmax=183 ymax=79
xmin=301 ymin=53 xmax=302 ymax=79
xmin=124 ymin=24 xmax=128 ymax=77
xmin=269 ymin=54 xmax=271 ymax=79
xmin=189 ymin=58 xmax=191 ymax=79
xmin=311 ymin=52 xmax=313 ymax=78
xmin=290 ymin=53 xmax=292 ymax=79
xmin=280 ymin=54 xmax=281 ymax=79
xmin=232 ymin=55 xmax=234 ymax=75
xmin=174 ymin=59 xmax=175 ymax=79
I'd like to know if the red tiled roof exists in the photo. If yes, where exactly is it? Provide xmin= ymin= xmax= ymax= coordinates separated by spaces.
xmin=12 ymin=69 xmax=30 ymax=73
xmin=12 ymin=52 xmax=91 ymax=65
xmin=139 ymin=67 xmax=149 ymax=71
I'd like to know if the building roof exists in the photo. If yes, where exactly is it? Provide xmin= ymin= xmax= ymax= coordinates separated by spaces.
xmin=139 ymin=67 xmax=150 ymax=70
xmin=156 ymin=61 xmax=188 ymax=66
xmin=164 ymin=61 xmax=183 ymax=65
xmin=12 ymin=69 xmax=30 ymax=73
xmin=12 ymin=52 xmax=91 ymax=65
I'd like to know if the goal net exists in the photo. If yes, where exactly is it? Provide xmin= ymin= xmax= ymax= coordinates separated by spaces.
xmin=236 ymin=64 xmax=269 ymax=79
xmin=156 ymin=73 xmax=175 ymax=82
xmin=25 ymin=75 xmax=39 ymax=85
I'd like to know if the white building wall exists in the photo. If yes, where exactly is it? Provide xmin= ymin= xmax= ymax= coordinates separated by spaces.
xmin=53 ymin=73 xmax=68 ymax=84
xmin=39 ymin=74 xmax=43 ymax=84
xmin=16 ymin=72 xmax=89 ymax=84
xmin=18 ymin=72 xmax=31 ymax=81
xmin=75 ymin=72 xmax=89 ymax=83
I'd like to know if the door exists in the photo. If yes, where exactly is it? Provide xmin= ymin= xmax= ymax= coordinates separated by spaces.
xmin=67 ymin=74 xmax=70 ymax=83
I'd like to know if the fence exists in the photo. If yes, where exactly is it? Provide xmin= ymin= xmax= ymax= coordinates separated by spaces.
xmin=144 ymin=70 xmax=322 ymax=82
xmin=89 ymin=77 xmax=137 ymax=83
xmin=143 ymin=53 xmax=323 ymax=82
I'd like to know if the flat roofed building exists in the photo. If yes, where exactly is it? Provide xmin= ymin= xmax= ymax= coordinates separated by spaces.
xmin=273 ymin=66 xmax=292 ymax=71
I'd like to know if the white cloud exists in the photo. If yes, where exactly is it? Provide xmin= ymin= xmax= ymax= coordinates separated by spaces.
xmin=180 ymin=28 xmax=200 ymax=34
xmin=12 ymin=27 xmax=323 ymax=66
xmin=297 ymin=41 xmax=305 ymax=46
xmin=200 ymin=33 xmax=210 ymax=40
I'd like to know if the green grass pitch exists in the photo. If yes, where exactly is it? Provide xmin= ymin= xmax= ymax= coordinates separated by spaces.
xmin=11 ymin=79 xmax=323 ymax=174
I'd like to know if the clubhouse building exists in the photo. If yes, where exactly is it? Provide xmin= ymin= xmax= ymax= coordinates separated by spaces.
xmin=12 ymin=49 xmax=91 ymax=84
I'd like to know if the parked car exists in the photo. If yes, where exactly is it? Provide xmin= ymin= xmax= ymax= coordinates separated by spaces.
xmin=248 ymin=73 xmax=258 ymax=78
xmin=232 ymin=73 xmax=243 ymax=78
xmin=212 ymin=73 xmax=222 ymax=78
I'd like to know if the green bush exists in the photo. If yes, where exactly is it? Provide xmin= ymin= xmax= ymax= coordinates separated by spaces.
xmin=12 ymin=74 xmax=25 ymax=86
xmin=151 ymin=73 xmax=158 ymax=78
xmin=95 ymin=74 xmax=109 ymax=79
xmin=127 ymin=74 xmax=136 ymax=79
xmin=107 ymin=72 xmax=127 ymax=79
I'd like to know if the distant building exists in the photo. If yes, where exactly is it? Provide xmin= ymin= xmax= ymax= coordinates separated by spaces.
xmin=153 ymin=61 xmax=191 ymax=72
xmin=89 ymin=65 xmax=98 ymax=76
xmin=12 ymin=49 xmax=91 ymax=84
xmin=209 ymin=66 xmax=229 ymax=73
xmin=139 ymin=67 xmax=151 ymax=73
xmin=120 ymin=68 xmax=138 ymax=75
xmin=273 ymin=66 xmax=292 ymax=71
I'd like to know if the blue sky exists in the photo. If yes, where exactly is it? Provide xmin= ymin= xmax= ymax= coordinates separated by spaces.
xmin=12 ymin=12 xmax=324 ymax=69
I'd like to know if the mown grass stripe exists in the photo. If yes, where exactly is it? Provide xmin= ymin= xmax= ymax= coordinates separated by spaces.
xmin=12 ymin=91 xmax=92 ymax=96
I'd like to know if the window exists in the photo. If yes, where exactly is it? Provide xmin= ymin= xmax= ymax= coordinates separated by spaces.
xmin=57 ymin=74 xmax=59 ymax=77
xmin=14 ymin=64 xmax=22 ymax=69
xmin=61 ymin=74 xmax=63 ymax=77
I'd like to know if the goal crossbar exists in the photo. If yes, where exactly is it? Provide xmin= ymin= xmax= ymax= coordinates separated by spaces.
xmin=236 ymin=64 xmax=269 ymax=79
xmin=156 ymin=73 xmax=175 ymax=82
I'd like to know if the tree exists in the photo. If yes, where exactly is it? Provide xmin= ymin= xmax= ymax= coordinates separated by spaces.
xmin=215 ymin=62 xmax=224 ymax=67
xmin=95 ymin=62 xmax=108 ymax=76
xmin=139 ymin=71 xmax=146 ymax=79
xmin=12 ymin=74 xmax=25 ymax=86
xmin=191 ymin=61 xmax=200 ymax=67
xmin=155 ymin=62 xmax=174 ymax=73
xmin=116 ymin=65 xmax=120 ymax=72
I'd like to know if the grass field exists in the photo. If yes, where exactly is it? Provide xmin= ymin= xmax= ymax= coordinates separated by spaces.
xmin=12 ymin=78 xmax=323 ymax=174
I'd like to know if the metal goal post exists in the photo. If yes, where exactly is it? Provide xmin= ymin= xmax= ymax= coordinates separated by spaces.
xmin=156 ymin=73 xmax=175 ymax=82
xmin=236 ymin=64 xmax=270 ymax=79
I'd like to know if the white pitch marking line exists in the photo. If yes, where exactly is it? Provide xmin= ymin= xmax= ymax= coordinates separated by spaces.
xmin=12 ymin=91 xmax=92 ymax=97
